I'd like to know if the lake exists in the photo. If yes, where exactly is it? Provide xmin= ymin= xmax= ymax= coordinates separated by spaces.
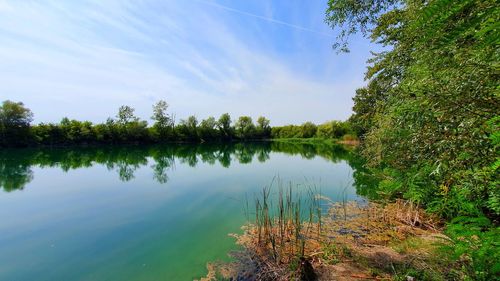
xmin=0 ymin=142 xmax=372 ymax=281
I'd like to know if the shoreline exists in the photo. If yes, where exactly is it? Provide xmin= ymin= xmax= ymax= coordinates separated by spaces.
xmin=201 ymin=197 xmax=452 ymax=281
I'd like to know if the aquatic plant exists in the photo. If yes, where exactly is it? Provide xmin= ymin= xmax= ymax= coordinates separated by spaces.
xmin=240 ymin=180 xmax=323 ymax=280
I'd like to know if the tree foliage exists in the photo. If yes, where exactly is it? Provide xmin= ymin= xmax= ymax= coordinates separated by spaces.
xmin=0 ymin=101 xmax=297 ymax=146
xmin=217 ymin=113 xmax=233 ymax=139
xmin=235 ymin=116 xmax=256 ymax=139
xmin=151 ymin=100 xmax=169 ymax=126
xmin=0 ymin=100 xmax=34 ymax=146
xmin=327 ymin=0 xmax=499 ymax=215
xmin=272 ymin=121 xmax=353 ymax=140
xmin=325 ymin=0 xmax=400 ymax=52
xmin=116 ymin=105 xmax=138 ymax=124
xmin=0 ymin=100 xmax=33 ymax=127
xmin=256 ymin=116 xmax=271 ymax=138
xmin=326 ymin=0 xmax=499 ymax=278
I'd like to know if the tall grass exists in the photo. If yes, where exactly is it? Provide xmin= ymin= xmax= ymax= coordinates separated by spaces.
xmin=251 ymin=180 xmax=322 ymax=264
xmin=231 ymin=184 xmax=447 ymax=280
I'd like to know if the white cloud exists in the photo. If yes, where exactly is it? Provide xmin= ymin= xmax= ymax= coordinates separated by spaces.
xmin=0 ymin=0 xmax=366 ymax=125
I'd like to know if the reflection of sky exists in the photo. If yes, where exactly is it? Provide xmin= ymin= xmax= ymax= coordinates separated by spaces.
xmin=0 ymin=152 xmax=361 ymax=280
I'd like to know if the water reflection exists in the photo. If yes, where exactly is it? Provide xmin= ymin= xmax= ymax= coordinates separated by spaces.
xmin=0 ymin=154 xmax=33 ymax=192
xmin=1 ymin=142 xmax=375 ymax=194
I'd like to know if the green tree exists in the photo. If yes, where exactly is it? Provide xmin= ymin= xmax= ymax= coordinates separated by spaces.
xmin=235 ymin=116 xmax=256 ymax=139
xmin=185 ymin=116 xmax=198 ymax=130
xmin=256 ymin=116 xmax=271 ymax=138
xmin=300 ymin=122 xmax=317 ymax=138
xmin=151 ymin=100 xmax=171 ymax=128
xmin=0 ymin=100 xmax=33 ymax=127
xmin=217 ymin=113 xmax=233 ymax=139
xmin=349 ymin=81 xmax=387 ymax=137
xmin=151 ymin=100 xmax=172 ymax=140
xmin=325 ymin=0 xmax=400 ymax=52
xmin=326 ymin=1 xmax=499 ymax=278
xmin=114 ymin=105 xmax=148 ymax=142
xmin=177 ymin=115 xmax=198 ymax=140
xmin=199 ymin=116 xmax=218 ymax=140
xmin=0 ymin=100 xmax=34 ymax=146
xmin=326 ymin=0 xmax=499 ymax=214
xmin=116 ymin=105 xmax=138 ymax=125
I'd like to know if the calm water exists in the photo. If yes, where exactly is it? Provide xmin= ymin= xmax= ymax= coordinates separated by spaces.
xmin=0 ymin=142 xmax=372 ymax=281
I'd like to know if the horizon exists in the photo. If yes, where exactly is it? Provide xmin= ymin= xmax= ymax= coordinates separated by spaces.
xmin=0 ymin=0 xmax=374 ymax=126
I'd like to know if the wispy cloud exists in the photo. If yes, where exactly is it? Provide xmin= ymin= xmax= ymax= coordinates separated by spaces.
xmin=0 ymin=0 xmax=371 ymax=125
xmin=197 ymin=0 xmax=335 ymax=38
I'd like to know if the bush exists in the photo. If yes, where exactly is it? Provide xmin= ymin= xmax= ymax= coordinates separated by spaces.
xmin=442 ymin=216 xmax=500 ymax=280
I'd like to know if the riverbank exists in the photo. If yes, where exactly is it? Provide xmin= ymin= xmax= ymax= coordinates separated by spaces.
xmin=200 ymin=194 xmax=492 ymax=281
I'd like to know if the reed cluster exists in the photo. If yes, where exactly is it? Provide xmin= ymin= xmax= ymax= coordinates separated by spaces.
xmin=231 ymin=192 xmax=444 ymax=280
xmin=237 ymin=181 xmax=324 ymax=280
xmin=200 ymin=182 xmax=446 ymax=281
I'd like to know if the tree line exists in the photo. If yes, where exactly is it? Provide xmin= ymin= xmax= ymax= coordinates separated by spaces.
xmin=0 ymin=100 xmax=355 ymax=147
xmin=272 ymin=121 xmax=355 ymax=140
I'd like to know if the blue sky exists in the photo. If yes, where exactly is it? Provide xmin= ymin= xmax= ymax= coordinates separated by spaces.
xmin=0 ymin=0 xmax=374 ymax=125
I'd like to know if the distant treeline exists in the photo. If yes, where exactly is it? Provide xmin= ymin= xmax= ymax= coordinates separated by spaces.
xmin=272 ymin=121 xmax=355 ymax=140
xmin=0 ymin=100 xmax=355 ymax=147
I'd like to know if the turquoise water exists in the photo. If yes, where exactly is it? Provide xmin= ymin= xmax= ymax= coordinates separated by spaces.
xmin=0 ymin=142 xmax=369 ymax=280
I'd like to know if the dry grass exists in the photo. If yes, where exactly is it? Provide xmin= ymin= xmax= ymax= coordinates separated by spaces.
xmin=199 ymin=193 xmax=448 ymax=281
xmin=322 ymin=199 xmax=442 ymax=246
xmin=314 ymin=199 xmax=446 ymax=280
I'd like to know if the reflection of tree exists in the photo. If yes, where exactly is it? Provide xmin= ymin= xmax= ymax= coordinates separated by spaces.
xmin=0 ymin=141 xmax=378 ymax=193
xmin=117 ymin=162 xmax=137 ymax=181
xmin=104 ymin=149 xmax=148 ymax=182
xmin=233 ymin=143 xmax=272 ymax=164
xmin=59 ymin=151 xmax=94 ymax=171
xmin=179 ymin=154 xmax=198 ymax=167
xmin=151 ymin=154 xmax=174 ymax=184
xmin=270 ymin=142 xmax=349 ymax=163
xmin=343 ymin=151 xmax=380 ymax=199
xmin=218 ymin=151 xmax=231 ymax=168
xmin=234 ymin=148 xmax=253 ymax=164
xmin=0 ymin=152 xmax=34 ymax=192
xmin=200 ymin=151 xmax=216 ymax=165
xmin=257 ymin=150 xmax=270 ymax=163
